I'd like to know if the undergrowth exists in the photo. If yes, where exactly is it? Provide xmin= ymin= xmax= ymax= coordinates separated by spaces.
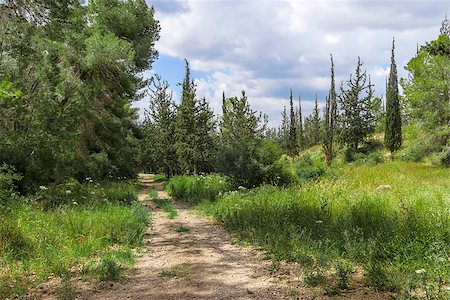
xmin=0 ymin=181 xmax=148 ymax=299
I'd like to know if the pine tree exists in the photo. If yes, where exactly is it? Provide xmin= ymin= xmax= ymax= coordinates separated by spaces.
xmin=195 ymin=97 xmax=217 ymax=172
xmin=288 ymin=89 xmax=298 ymax=156
xmin=384 ymin=38 xmax=402 ymax=155
xmin=323 ymin=54 xmax=337 ymax=165
xmin=297 ymin=95 xmax=304 ymax=149
xmin=338 ymin=57 xmax=375 ymax=151
xmin=143 ymin=75 xmax=177 ymax=176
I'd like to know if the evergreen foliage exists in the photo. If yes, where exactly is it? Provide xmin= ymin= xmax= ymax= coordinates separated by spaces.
xmin=297 ymin=95 xmax=304 ymax=149
xmin=384 ymin=39 xmax=402 ymax=154
xmin=323 ymin=55 xmax=337 ymax=165
xmin=288 ymin=90 xmax=298 ymax=156
xmin=0 ymin=0 xmax=160 ymax=188
xmin=338 ymin=57 xmax=375 ymax=151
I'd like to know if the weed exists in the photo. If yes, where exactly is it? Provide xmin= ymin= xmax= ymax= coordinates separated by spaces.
xmin=148 ymin=189 xmax=158 ymax=200
xmin=175 ymin=225 xmax=190 ymax=233
xmin=153 ymin=199 xmax=177 ymax=219
xmin=159 ymin=269 xmax=177 ymax=278
xmin=166 ymin=174 xmax=232 ymax=203
xmin=56 ymin=275 xmax=76 ymax=300
xmin=96 ymin=257 xmax=122 ymax=281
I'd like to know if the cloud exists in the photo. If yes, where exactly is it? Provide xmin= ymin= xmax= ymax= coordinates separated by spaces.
xmin=148 ymin=0 xmax=448 ymax=126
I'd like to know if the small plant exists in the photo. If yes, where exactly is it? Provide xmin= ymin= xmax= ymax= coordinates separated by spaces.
xmin=334 ymin=259 xmax=353 ymax=289
xmin=159 ymin=269 xmax=177 ymax=278
xmin=96 ymin=257 xmax=122 ymax=281
xmin=304 ymin=271 xmax=326 ymax=287
xmin=175 ymin=225 xmax=190 ymax=233
xmin=56 ymin=275 xmax=76 ymax=300
xmin=153 ymin=199 xmax=177 ymax=219
xmin=148 ymin=188 xmax=158 ymax=200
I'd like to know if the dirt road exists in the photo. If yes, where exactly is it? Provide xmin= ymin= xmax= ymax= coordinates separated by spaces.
xmin=82 ymin=174 xmax=283 ymax=300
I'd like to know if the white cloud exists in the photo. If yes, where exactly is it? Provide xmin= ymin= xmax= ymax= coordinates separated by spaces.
xmin=149 ymin=0 xmax=448 ymax=126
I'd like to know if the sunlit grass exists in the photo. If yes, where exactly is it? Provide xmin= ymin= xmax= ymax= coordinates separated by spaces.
xmin=201 ymin=161 xmax=450 ymax=296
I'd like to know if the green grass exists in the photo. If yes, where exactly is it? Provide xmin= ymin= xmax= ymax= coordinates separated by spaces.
xmin=148 ymin=188 xmax=158 ymax=200
xmin=153 ymin=199 xmax=177 ymax=219
xmin=201 ymin=161 xmax=450 ymax=297
xmin=0 ymin=181 xmax=149 ymax=299
xmin=166 ymin=174 xmax=232 ymax=203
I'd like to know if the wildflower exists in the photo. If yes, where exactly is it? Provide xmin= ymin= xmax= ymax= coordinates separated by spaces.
xmin=39 ymin=186 xmax=48 ymax=190
xmin=72 ymin=201 xmax=78 ymax=205
xmin=415 ymin=269 xmax=426 ymax=274
xmin=315 ymin=220 xmax=323 ymax=224
xmin=65 ymin=190 xmax=72 ymax=195
xmin=90 ymin=191 xmax=95 ymax=195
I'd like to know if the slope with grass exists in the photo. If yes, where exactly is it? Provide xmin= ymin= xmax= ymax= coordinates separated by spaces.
xmin=200 ymin=161 xmax=450 ymax=298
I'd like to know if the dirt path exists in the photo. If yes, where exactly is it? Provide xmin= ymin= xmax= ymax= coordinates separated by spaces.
xmin=81 ymin=174 xmax=284 ymax=300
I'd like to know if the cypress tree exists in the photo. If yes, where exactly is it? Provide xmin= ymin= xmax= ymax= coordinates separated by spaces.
xmin=175 ymin=59 xmax=198 ymax=174
xmin=280 ymin=106 xmax=289 ymax=149
xmin=297 ymin=95 xmax=304 ymax=149
xmin=384 ymin=38 xmax=402 ymax=154
xmin=288 ymin=89 xmax=298 ymax=156
xmin=323 ymin=54 xmax=337 ymax=165
xmin=312 ymin=94 xmax=321 ymax=145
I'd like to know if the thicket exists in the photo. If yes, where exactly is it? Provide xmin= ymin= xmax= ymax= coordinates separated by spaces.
xmin=0 ymin=0 xmax=160 ymax=190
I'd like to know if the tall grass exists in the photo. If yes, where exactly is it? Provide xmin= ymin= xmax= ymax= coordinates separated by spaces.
xmin=167 ymin=174 xmax=232 ymax=203
xmin=0 ymin=181 xmax=148 ymax=299
xmin=202 ymin=161 xmax=450 ymax=296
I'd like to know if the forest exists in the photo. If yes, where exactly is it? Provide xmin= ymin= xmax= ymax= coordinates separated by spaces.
xmin=0 ymin=1 xmax=449 ymax=299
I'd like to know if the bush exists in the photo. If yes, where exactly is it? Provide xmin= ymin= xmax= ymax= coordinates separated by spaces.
xmin=399 ymin=126 xmax=450 ymax=163
xmin=295 ymin=154 xmax=325 ymax=181
xmin=167 ymin=174 xmax=232 ymax=203
xmin=0 ymin=164 xmax=22 ymax=205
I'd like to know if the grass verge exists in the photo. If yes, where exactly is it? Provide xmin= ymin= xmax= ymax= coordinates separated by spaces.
xmin=0 ymin=181 xmax=149 ymax=299
xmin=200 ymin=161 xmax=450 ymax=298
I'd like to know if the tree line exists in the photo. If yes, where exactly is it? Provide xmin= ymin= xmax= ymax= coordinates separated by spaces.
xmin=140 ymin=16 xmax=449 ymax=186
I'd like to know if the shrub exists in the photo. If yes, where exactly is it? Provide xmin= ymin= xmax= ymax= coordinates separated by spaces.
xmin=0 ymin=164 xmax=22 ymax=205
xmin=295 ymin=154 xmax=325 ymax=181
xmin=167 ymin=174 xmax=232 ymax=203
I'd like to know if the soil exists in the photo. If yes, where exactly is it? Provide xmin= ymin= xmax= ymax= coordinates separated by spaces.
xmin=34 ymin=174 xmax=391 ymax=300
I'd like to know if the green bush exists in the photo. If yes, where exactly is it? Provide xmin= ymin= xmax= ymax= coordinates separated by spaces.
xmin=295 ymin=154 xmax=325 ymax=181
xmin=167 ymin=174 xmax=232 ymax=203
xmin=0 ymin=164 xmax=22 ymax=205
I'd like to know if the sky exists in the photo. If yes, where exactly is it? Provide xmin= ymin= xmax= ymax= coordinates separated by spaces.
xmin=134 ymin=0 xmax=449 ymax=127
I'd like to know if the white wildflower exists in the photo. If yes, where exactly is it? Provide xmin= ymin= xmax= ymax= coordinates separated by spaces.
xmin=39 ymin=186 xmax=48 ymax=190
xmin=415 ymin=269 xmax=426 ymax=274
xmin=315 ymin=220 xmax=323 ymax=224
xmin=65 ymin=190 xmax=72 ymax=195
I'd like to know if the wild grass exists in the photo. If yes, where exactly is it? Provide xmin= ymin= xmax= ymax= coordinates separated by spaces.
xmin=201 ymin=161 xmax=450 ymax=297
xmin=153 ymin=199 xmax=177 ymax=219
xmin=167 ymin=174 xmax=232 ymax=203
xmin=0 ymin=181 xmax=148 ymax=299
